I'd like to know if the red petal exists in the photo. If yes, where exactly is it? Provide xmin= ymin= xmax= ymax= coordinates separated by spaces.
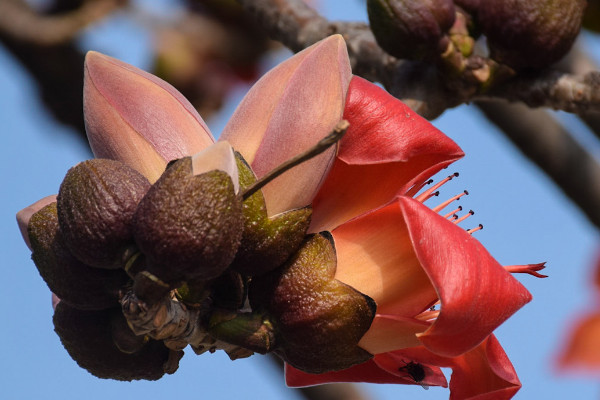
xmin=331 ymin=201 xmax=438 ymax=318
xmin=393 ymin=335 xmax=521 ymax=400
xmin=311 ymin=76 xmax=464 ymax=232
xmin=399 ymin=197 xmax=532 ymax=357
xmin=374 ymin=352 xmax=448 ymax=388
xmin=285 ymin=360 xmax=416 ymax=387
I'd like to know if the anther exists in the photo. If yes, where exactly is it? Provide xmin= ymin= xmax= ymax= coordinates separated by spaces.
xmin=467 ymin=224 xmax=484 ymax=234
xmin=432 ymin=190 xmax=468 ymax=212
xmin=453 ymin=210 xmax=474 ymax=224
xmin=406 ymin=179 xmax=434 ymax=198
xmin=414 ymin=173 xmax=459 ymax=203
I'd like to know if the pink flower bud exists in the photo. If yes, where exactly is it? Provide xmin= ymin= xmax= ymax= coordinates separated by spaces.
xmin=84 ymin=51 xmax=215 ymax=182
xmin=221 ymin=34 xmax=352 ymax=215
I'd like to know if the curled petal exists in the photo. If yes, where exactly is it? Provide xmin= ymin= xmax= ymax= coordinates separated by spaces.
xmin=373 ymin=352 xmax=448 ymax=388
xmin=16 ymin=195 xmax=57 ymax=250
xmin=84 ymin=51 xmax=214 ymax=182
xmin=221 ymin=35 xmax=352 ymax=215
xmin=285 ymin=360 xmax=425 ymax=387
xmin=311 ymin=76 xmax=464 ymax=232
xmin=392 ymin=335 xmax=521 ymax=400
xmin=399 ymin=197 xmax=532 ymax=357
xmin=559 ymin=313 xmax=600 ymax=371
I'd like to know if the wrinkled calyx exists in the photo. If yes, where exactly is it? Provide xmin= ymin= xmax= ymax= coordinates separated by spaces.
xmin=250 ymin=233 xmax=377 ymax=373
xmin=478 ymin=0 xmax=585 ymax=69
xmin=26 ymin=132 xmax=376 ymax=379
xmin=367 ymin=0 xmax=456 ymax=60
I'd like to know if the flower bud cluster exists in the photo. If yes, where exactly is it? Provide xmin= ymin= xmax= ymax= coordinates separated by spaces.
xmin=367 ymin=0 xmax=586 ymax=70
xmin=24 ymin=141 xmax=377 ymax=379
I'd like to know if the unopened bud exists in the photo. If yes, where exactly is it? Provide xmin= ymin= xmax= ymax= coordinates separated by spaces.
xmin=57 ymin=159 xmax=151 ymax=269
xmin=133 ymin=156 xmax=243 ymax=284
xmin=479 ymin=0 xmax=585 ymax=69
xmin=250 ymin=233 xmax=376 ymax=373
xmin=367 ymin=0 xmax=456 ymax=60
xmin=53 ymin=302 xmax=174 ymax=380
xmin=28 ymin=202 xmax=129 ymax=310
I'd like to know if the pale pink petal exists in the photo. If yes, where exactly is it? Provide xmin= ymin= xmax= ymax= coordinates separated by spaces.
xmin=221 ymin=35 xmax=352 ymax=215
xmin=84 ymin=51 xmax=214 ymax=181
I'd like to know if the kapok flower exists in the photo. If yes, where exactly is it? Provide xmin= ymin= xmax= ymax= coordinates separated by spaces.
xmin=16 ymin=34 xmax=543 ymax=398
xmin=257 ymin=76 xmax=544 ymax=399
xmin=558 ymin=254 xmax=600 ymax=371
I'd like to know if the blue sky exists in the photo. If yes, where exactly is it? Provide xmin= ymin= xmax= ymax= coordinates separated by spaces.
xmin=2 ymin=1 xmax=600 ymax=399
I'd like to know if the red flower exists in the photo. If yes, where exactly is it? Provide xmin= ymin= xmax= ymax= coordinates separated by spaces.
xmin=284 ymin=76 xmax=539 ymax=400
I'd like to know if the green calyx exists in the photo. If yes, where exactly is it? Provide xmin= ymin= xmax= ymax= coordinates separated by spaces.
xmin=133 ymin=157 xmax=243 ymax=285
xmin=57 ymin=159 xmax=151 ymax=269
xmin=208 ymin=309 xmax=275 ymax=354
xmin=230 ymin=153 xmax=312 ymax=276
xmin=249 ymin=233 xmax=377 ymax=373
xmin=28 ymin=202 xmax=130 ymax=310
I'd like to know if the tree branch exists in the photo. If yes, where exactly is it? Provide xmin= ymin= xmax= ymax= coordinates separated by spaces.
xmin=237 ymin=0 xmax=600 ymax=118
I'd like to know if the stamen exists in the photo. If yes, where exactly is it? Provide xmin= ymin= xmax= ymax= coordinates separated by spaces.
xmin=406 ymin=179 xmax=434 ymax=198
xmin=454 ymin=210 xmax=474 ymax=224
xmin=432 ymin=190 xmax=468 ymax=212
xmin=504 ymin=262 xmax=548 ymax=278
xmin=414 ymin=173 xmax=459 ymax=203
xmin=444 ymin=205 xmax=462 ymax=218
xmin=467 ymin=224 xmax=484 ymax=234
xmin=415 ymin=309 xmax=440 ymax=322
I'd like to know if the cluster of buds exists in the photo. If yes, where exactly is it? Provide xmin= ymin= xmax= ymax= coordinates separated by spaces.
xmin=367 ymin=0 xmax=586 ymax=70
xmin=22 ymin=119 xmax=378 ymax=379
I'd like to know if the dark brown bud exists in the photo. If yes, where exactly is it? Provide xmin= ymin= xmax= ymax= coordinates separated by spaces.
xmin=133 ymin=157 xmax=243 ymax=284
xmin=53 ymin=302 xmax=174 ymax=381
xmin=57 ymin=159 xmax=151 ymax=269
xmin=479 ymin=0 xmax=586 ymax=69
xmin=28 ymin=202 xmax=129 ymax=310
xmin=249 ymin=233 xmax=376 ymax=373
xmin=230 ymin=154 xmax=311 ymax=276
xmin=367 ymin=0 xmax=456 ymax=60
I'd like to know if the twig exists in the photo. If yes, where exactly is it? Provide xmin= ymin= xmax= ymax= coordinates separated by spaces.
xmin=237 ymin=0 xmax=600 ymax=118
